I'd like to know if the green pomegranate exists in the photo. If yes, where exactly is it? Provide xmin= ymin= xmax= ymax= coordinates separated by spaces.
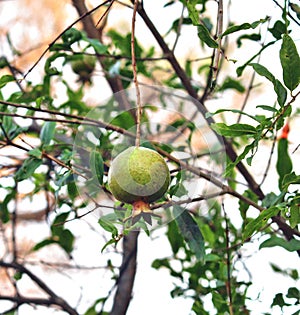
xmin=108 ymin=146 xmax=170 ymax=224
xmin=71 ymin=55 xmax=96 ymax=84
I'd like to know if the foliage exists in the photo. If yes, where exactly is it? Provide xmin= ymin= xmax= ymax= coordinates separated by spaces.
xmin=0 ymin=1 xmax=299 ymax=315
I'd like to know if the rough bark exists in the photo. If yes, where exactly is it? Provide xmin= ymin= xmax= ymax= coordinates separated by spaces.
xmin=110 ymin=231 xmax=139 ymax=315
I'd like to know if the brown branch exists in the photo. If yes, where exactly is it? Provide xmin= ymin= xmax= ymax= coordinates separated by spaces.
xmin=0 ymin=260 xmax=79 ymax=315
xmin=222 ymin=203 xmax=234 ymax=315
xmin=212 ymin=0 xmax=224 ymax=86
xmin=135 ymin=2 xmax=265 ymax=201
xmin=110 ymin=231 xmax=139 ymax=315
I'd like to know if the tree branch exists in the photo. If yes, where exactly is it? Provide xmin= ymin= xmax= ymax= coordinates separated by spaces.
xmin=110 ymin=231 xmax=139 ymax=315
xmin=0 ymin=260 xmax=79 ymax=315
xmin=135 ymin=3 xmax=265 ymax=200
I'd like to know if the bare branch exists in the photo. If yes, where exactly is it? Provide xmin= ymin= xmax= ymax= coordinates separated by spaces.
xmin=0 ymin=260 xmax=79 ymax=315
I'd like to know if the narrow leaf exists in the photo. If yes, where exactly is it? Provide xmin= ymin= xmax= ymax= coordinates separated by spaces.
xmin=276 ymin=138 xmax=293 ymax=189
xmin=211 ymin=123 xmax=257 ymax=137
xmin=243 ymin=206 xmax=280 ymax=240
xmin=197 ymin=24 xmax=218 ymax=48
xmin=256 ymin=105 xmax=278 ymax=112
xmin=98 ymin=217 xmax=118 ymax=237
xmin=250 ymin=63 xmax=287 ymax=107
xmin=90 ymin=150 xmax=104 ymax=185
xmin=167 ymin=220 xmax=185 ymax=255
xmin=40 ymin=121 xmax=56 ymax=146
xmin=101 ymin=239 xmax=117 ymax=253
xmin=59 ymin=229 xmax=75 ymax=254
xmin=280 ymin=34 xmax=300 ymax=91
xmin=85 ymin=38 xmax=108 ymax=54
xmin=282 ymin=172 xmax=300 ymax=189
xmin=0 ymin=75 xmax=15 ymax=88
xmin=33 ymin=239 xmax=58 ymax=251
xmin=260 ymin=236 xmax=300 ymax=252
xmin=186 ymin=1 xmax=199 ymax=25
xmin=222 ymin=18 xmax=269 ymax=37
xmin=290 ymin=204 xmax=300 ymax=228
xmin=173 ymin=205 xmax=205 ymax=262
xmin=15 ymin=157 xmax=43 ymax=181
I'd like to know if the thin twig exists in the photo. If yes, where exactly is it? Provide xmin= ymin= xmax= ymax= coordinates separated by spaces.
xmin=222 ymin=202 xmax=234 ymax=315
xmin=211 ymin=0 xmax=224 ymax=87
xmin=172 ymin=4 xmax=185 ymax=52
xmin=131 ymin=0 xmax=142 ymax=147
xmin=95 ymin=0 xmax=115 ymax=27
xmin=259 ymin=132 xmax=277 ymax=187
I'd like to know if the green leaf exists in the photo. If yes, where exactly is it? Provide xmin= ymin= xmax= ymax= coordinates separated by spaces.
xmin=15 ymin=157 xmax=43 ymax=181
xmin=0 ymin=74 xmax=15 ymax=88
xmin=280 ymin=34 xmax=300 ymax=91
xmin=40 ymin=121 xmax=56 ymax=145
xmin=152 ymin=258 xmax=170 ymax=270
xmin=211 ymin=123 xmax=257 ymax=137
xmin=225 ymin=140 xmax=257 ymax=177
xmin=271 ymin=293 xmax=290 ymax=308
xmin=90 ymin=150 xmax=104 ymax=185
xmin=290 ymin=204 xmax=300 ymax=229
xmin=256 ymin=105 xmax=278 ymax=112
xmin=167 ymin=220 xmax=185 ymax=255
xmin=243 ymin=206 xmax=280 ymax=240
xmin=51 ymin=212 xmax=69 ymax=236
xmin=110 ymin=111 xmax=136 ymax=130
xmin=290 ymin=3 xmax=300 ymax=20
xmin=236 ymin=33 xmax=261 ymax=48
xmin=33 ymin=239 xmax=58 ymax=251
xmin=98 ymin=217 xmax=118 ymax=237
xmin=186 ymin=0 xmax=199 ymax=25
xmin=85 ymin=38 xmax=108 ymax=54
xmin=250 ymin=63 xmax=287 ymax=107
xmin=197 ymin=24 xmax=218 ymax=48
xmin=173 ymin=205 xmax=205 ymax=262
xmin=281 ymin=172 xmax=300 ymax=190
xmin=276 ymin=138 xmax=293 ymax=189
xmin=260 ymin=236 xmax=300 ymax=252
xmin=0 ymin=191 xmax=16 ymax=223
xmin=286 ymin=287 xmax=300 ymax=301
xmin=67 ymin=180 xmax=78 ymax=201
xmin=62 ymin=28 xmax=82 ymax=45
xmin=101 ymin=238 xmax=117 ymax=253
xmin=28 ymin=148 xmax=43 ymax=159
xmin=218 ymin=77 xmax=245 ymax=93
xmin=59 ymin=229 xmax=75 ymax=254
xmin=49 ymin=212 xmax=74 ymax=254
xmin=221 ymin=18 xmax=269 ymax=37
xmin=268 ymin=20 xmax=286 ymax=40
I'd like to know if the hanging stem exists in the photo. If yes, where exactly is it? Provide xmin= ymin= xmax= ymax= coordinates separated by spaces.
xmin=131 ymin=0 xmax=142 ymax=147
xmin=212 ymin=0 xmax=224 ymax=87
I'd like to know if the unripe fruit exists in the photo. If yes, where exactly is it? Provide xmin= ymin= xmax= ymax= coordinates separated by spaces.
xmin=71 ymin=55 xmax=96 ymax=84
xmin=108 ymin=146 xmax=170 ymax=224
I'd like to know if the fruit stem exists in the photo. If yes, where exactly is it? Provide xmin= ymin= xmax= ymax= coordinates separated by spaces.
xmin=131 ymin=0 xmax=142 ymax=147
